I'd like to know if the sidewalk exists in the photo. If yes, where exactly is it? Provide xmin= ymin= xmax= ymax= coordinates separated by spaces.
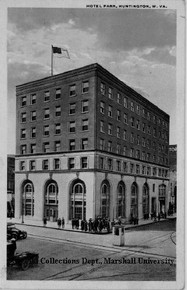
xmin=7 ymin=213 xmax=176 ymax=233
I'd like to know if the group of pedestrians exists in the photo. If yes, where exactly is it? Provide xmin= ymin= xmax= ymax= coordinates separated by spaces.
xmin=43 ymin=217 xmax=65 ymax=229
xmin=71 ymin=217 xmax=111 ymax=233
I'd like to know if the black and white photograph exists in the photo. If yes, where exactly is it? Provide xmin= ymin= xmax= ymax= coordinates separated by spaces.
xmin=0 ymin=0 xmax=185 ymax=289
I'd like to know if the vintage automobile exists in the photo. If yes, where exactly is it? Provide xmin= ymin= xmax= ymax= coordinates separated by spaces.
xmin=7 ymin=223 xmax=27 ymax=241
xmin=7 ymin=239 xmax=39 ymax=271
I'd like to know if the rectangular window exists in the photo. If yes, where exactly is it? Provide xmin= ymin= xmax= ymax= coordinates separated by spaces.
xmin=21 ymin=129 xmax=26 ymax=139
xmin=82 ymin=119 xmax=88 ymax=131
xmin=142 ymin=108 xmax=146 ymax=118
xmin=100 ymin=101 xmax=105 ymax=114
xmin=153 ymin=184 xmax=155 ymax=192
xmin=130 ymin=117 xmax=134 ymax=127
xmin=81 ymin=157 xmax=88 ymax=169
xmin=21 ymin=112 xmax=26 ymax=123
xmin=117 ymin=110 xmax=121 ymax=121
xmin=43 ymin=142 xmax=50 ymax=153
xmin=100 ymin=121 xmax=104 ymax=133
xmin=153 ymin=168 xmax=157 ymax=176
xmin=54 ymin=158 xmax=60 ymax=170
xmin=30 ymin=144 xmax=36 ymax=154
xmin=108 ymin=105 xmax=113 ymax=117
xmin=20 ymin=161 xmax=25 ymax=171
xmin=137 ymin=135 xmax=140 ymax=145
xmin=100 ymin=82 xmax=106 ymax=95
xmin=108 ymin=141 xmax=112 ymax=152
xmin=68 ymin=158 xmax=75 ymax=169
xmin=55 ymin=123 xmax=61 ymax=135
xmin=100 ymin=139 xmax=105 ymax=150
xmin=69 ymin=121 xmax=75 ymax=133
xmin=130 ymin=163 xmax=134 ymax=174
xmin=136 ymin=164 xmax=140 ymax=174
xmin=82 ymin=100 xmax=89 ymax=113
xmin=123 ymin=146 xmax=127 ymax=156
xmin=44 ymin=108 xmax=50 ymax=119
xmin=117 ymin=144 xmax=121 ymax=154
xmin=54 ymin=141 xmax=61 ymax=152
xmin=148 ymin=125 xmax=151 ymax=134
xmin=123 ymin=162 xmax=127 ymax=172
xmin=108 ymin=123 xmax=112 ymax=135
xmin=21 ymin=96 xmax=26 ymax=107
xmin=130 ymin=101 xmax=134 ymax=112
xmin=69 ymin=84 xmax=76 ymax=96
xmin=108 ymin=87 xmax=113 ymax=99
xmin=81 ymin=138 xmax=88 ymax=150
xmin=31 ymin=127 xmax=36 ymax=138
xmin=147 ymin=167 xmax=151 ymax=175
xmin=147 ymin=112 xmax=150 ymax=120
xmin=142 ymin=123 xmax=146 ymax=132
xmin=43 ymin=159 xmax=49 ymax=170
xmin=130 ymin=132 xmax=134 ymax=143
xmin=136 ymin=105 xmax=140 ymax=115
xmin=69 ymin=139 xmax=75 ymax=151
xmin=99 ymin=157 xmax=104 ymax=169
xmin=30 ymin=160 xmax=36 ymax=171
xmin=69 ymin=103 xmax=76 ymax=115
xmin=136 ymin=150 xmax=140 ymax=159
xmin=117 ymin=93 xmax=121 ymax=104
xmin=55 ymin=106 xmax=61 ymax=117
xmin=21 ymin=145 xmax=27 ymax=154
xmin=142 ymin=152 xmax=146 ymax=160
xmin=124 ymin=97 xmax=128 ymax=108
xmin=30 ymin=94 xmax=36 ymax=105
xmin=82 ymin=81 xmax=89 ymax=93
xmin=130 ymin=148 xmax=134 ymax=157
xmin=31 ymin=111 xmax=36 ymax=121
xmin=55 ymin=88 xmax=61 ymax=99
xmin=117 ymin=127 xmax=120 ymax=138
xmin=44 ymin=91 xmax=50 ymax=102
xmin=124 ymin=113 xmax=128 ymax=124
xmin=136 ymin=120 xmax=140 ymax=130
xmin=116 ymin=160 xmax=121 ymax=171
xmin=153 ymin=115 xmax=156 ymax=124
xmin=44 ymin=125 xmax=49 ymax=136
xmin=108 ymin=158 xmax=113 ymax=170
xmin=142 ymin=165 xmax=146 ymax=175
xmin=123 ymin=130 xmax=127 ymax=140
xmin=142 ymin=137 xmax=146 ymax=147
xmin=153 ymin=128 xmax=156 ymax=137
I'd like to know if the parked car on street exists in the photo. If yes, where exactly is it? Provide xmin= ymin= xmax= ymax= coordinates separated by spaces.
xmin=7 ymin=239 xmax=39 ymax=271
xmin=7 ymin=223 xmax=27 ymax=241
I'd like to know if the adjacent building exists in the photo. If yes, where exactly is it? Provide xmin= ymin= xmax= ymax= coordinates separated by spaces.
xmin=7 ymin=154 xmax=15 ymax=217
xmin=169 ymin=145 xmax=177 ymax=213
xmin=15 ymin=63 xmax=170 ymax=224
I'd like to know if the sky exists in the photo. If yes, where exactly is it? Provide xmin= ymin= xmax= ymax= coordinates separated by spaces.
xmin=7 ymin=8 xmax=176 ymax=154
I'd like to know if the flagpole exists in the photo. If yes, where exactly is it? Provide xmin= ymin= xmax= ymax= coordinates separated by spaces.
xmin=51 ymin=45 xmax=53 ymax=76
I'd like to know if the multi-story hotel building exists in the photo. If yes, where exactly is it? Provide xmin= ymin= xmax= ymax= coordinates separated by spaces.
xmin=15 ymin=63 xmax=170 ymax=224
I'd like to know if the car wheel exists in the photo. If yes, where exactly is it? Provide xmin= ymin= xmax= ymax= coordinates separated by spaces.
xmin=20 ymin=259 xmax=30 ymax=271
xmin=23 ymin=232 xmax=27 ymax=239
xmin=11 ymin=234 xmax=18 ymax=240
xmin=32 ymin=256 xmax=38 ymax=265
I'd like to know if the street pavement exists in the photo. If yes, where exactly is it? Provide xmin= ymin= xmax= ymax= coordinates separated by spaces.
xmin=7 ymin=219 xmax=176 ymax=281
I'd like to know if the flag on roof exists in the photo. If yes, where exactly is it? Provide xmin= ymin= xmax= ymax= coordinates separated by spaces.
xmin=52 ymin=46 xmax=62 ymax=54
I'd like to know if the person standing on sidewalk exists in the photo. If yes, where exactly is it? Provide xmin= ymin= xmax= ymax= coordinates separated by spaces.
xmin=43 ymin=217 xmax=47 ymax=227
xmin=61 ymin=217 xmax=65 ymax=229
xmin=57 ymin=218 xmax=61 ymax=229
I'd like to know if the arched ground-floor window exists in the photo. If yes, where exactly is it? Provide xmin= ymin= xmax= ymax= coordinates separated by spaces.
xmin=44 ymin=180 xmax=58 ymax=221
xmin=22 ymin=180 xmax=34 ymax=216
xmin=69 ymin=179 xmax=86 ymax=220
xmin=130 ymin=182 xmax=138 ymax=219
xmin=142 ymin=183 xmax=149 ymax=219
xmin=117 ymin=181 xmax=126 ymax=218
xmin=101 ymin=180 xmax=110 ymax=218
